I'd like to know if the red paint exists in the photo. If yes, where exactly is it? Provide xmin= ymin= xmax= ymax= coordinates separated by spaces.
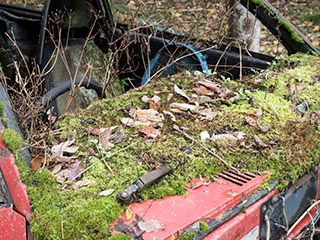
xmin=0 ymin=208 xmax=28 ymax=240
xmin=112 ymin=172 xmax=267 ymax=239
xmin=0 ymin=135 xmax=32 ymax=240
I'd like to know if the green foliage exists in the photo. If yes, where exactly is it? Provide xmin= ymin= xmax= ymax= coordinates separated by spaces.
xmin=2 ymin=128 xmax=23 ymax=152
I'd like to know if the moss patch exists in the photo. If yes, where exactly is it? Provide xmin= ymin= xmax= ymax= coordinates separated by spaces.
xmin=22 ymin=53 xmax=320 ymax=238
xmin=2 ymin=128 xmax=23 ymax=152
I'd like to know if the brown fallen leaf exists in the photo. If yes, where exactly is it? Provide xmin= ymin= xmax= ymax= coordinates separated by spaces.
xmin=129 ymin=108 xmax=164 ymax=123
xmin=197 ymin=80 xmax=221 ymax=93
xmin=99 ymin=128 xmax=112 ymax=150
xmin=256 ymin=108 xmax=263 ymax=119
xmin=138 ymin=126 xmax=162 ymax=139
xmin=290 ymin=84 xmax=306 ymax=95
xmin=55 ymin=161 xmax=84 ymax=183
xmin=31 ymin=155 xmax=43 ymax=170
xmin=141 ymin=95 xmax=161 ymax=110
xmin=219 ymin=90 xmax=236 ymax=99
xmin=258 ymin=125 xmax=270 ymax=133
xmin=138 ymin=220 xmax=166 ymax=232
xmin=193 ymin=85 xmax=213 ymax=96
xmin=245 ymin=114 xmax=258 ymax=127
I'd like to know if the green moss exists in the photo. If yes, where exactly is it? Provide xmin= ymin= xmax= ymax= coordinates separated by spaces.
xmin=23 ymin=54 xmax=320 ymax=238
xmin=2 ymin=128 xmax=23 ymax=152
xmin=277 ymin=18 xmax=304 ymax=44
xmin=199 ymin=221 xmax=210 ymax=232
xmin=249 ymin=0 xmax=304 ymax=44
xmin=109 ymin=234 xmax=132 ymax=240
xmin=0 ymin=103 xmax=3 ymax=116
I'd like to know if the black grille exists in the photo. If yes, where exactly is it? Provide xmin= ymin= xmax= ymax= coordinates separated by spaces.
xmin=218 ymin=170 xmax=256 ymax=186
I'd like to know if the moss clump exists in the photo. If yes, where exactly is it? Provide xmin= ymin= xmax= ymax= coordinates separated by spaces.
xmin=2 ymin=128 xmax=23 ymax=152
xmin=23 ymin=53 xmax=320 ymax=238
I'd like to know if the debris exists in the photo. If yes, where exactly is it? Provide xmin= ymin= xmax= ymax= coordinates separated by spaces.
xmin=99 ymin=189 xmax=115 ymax=196
xmin=31 ymin=155 xmax=43 ymax=170
xmin=211 ymin=132 xmax=245 ymax=145
xmin=126 ymin=207 xmax=133 ymax=221
xmin=173 ymin=125 xmax=239 ymax=172
xmin=99 ymin=128 xmax=112 ymax=150
xmin=51 ymin=139 xmax=79 ymax=162
xmin=200 ymin=131 xmax=211 ymax=142
xmin=245 ymin=114 xmax=259 ymax=127
xmin=254 ymin=135 xmax=268 ymax=149
xmin=51 ymin=163 xmax=63 ymax=175
xmin=54 ymin=161 xmax=84 ymax=183
xmin=138 ymin=126 xmax=162 ymax=139
xmin=142 ymin=95 xmax=162 ymax=110
xmin=138 ymin=220 xmax=165 ymax=232
xmin=163 ymin=110 xmax=177 ymax=122
xmin=170 ymin=102 xmax=199 ymax=112
xmin=72 ymin=180 xmax=92 ymax=190
xmin=174 ymin=84 xmax=191 ymax=102
xmin=197 ymin=80 xmax=221 ymax=93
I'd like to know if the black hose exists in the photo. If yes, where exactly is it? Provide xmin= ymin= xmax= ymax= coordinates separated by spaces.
xmin=41 ymin=78 xmax=105 ymax=108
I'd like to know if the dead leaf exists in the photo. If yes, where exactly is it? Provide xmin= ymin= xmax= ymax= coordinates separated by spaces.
xmin=138 ymin=220 xmax=165 ymax=232
xmin=126 ymin=207 xmax=133 ymax=221
xmin=193 ymin=85 xmax=213 ymax=96
xmin=72 ymin=180 xmax=92 ymax=190
xmin=55 ymin=161 xmax=84 ymax=183
xmin=31 ymin=155 xmax=43 ymax=170
xmin=211 ymin=132 xmax=245 ymax=144
xmin=163 ymin=110 xmax=176 ymax=122
xmin=141 ymin=95 xmax=150 ymax=103
xmin=197 ymin=80 xmax=221 ymax=93
xmin=111 ymin=128 xmax=124 ymax=144
xmin=290 ymin=84 xmax=306 ymax=95
xmin=51 ymin=163 xmax=63 ymax=175
xmin=254 ymin=135 xmax=268 ymax=149
xmin=245 ymin=114 xmax=258 ymax=127
xmin=174 ymin=84 xmax=191 ymax=102
xmin=99 ymin=189 xmax=115 ymax=196
xmin=219 ymin=90 xmax=236 ymax=99
xmin=121 ymin=117 xmax=144 ymax=127
xmin=52 ymin=139 xmax=79 ymax=156
xmin=99 ymin=128 xmax=112 ymax=150
xmin=138 ymin=126 xmax=162 ymax=139
xmin=141 ymin=95 xmax=161 ymax=110
xmin=170 ymin=103 xmax=199 ymax=112
xmin=129 ymin=108 xmax=164 ymax=123
xmin=198 ymin=111 xmax=217 ymax=121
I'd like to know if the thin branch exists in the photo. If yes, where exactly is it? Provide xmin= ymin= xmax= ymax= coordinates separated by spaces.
xmin=173 ymin=125 xmax=238 ymax=172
